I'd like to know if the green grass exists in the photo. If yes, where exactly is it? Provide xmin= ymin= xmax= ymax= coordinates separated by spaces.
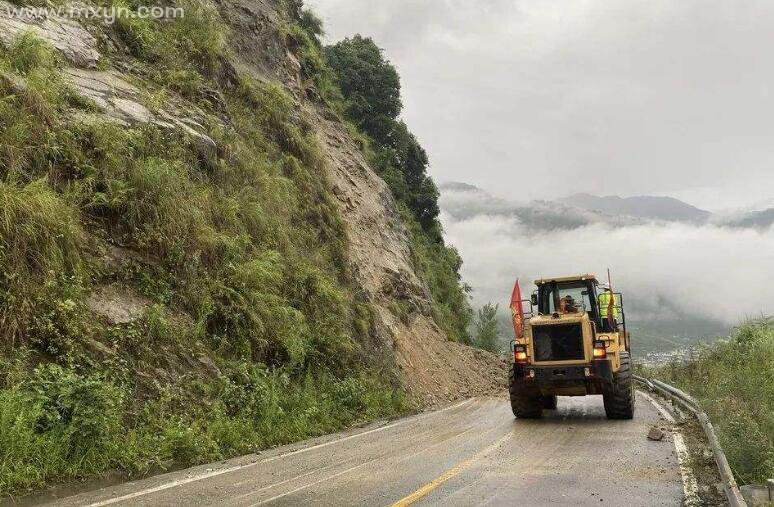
xmin=0 ymin=181 xmax=84 ymax=348
xmin=647 ymin=319 xmax=774 ymax=484
xmin=0 ymin=25 xmax=410 ymax=497
xmin=0 ymin=361 xmax=406 ymax=494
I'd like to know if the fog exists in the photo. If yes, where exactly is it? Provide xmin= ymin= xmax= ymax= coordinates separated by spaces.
xmin=308 ymin=0 xmax=774 ymax=210
xmin=442 ymin=212 xmax=774 ymax=325
xmin=307 ymin=0 xmax=774 ymax=334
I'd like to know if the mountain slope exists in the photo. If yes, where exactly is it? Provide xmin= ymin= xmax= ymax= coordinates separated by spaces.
xmin=561 ymin=193 xmax=711 ymax=222
xmin=0 ymin=0 xmax=502 ymax=496
xmin=721 ymin=208 xmax=774 ymax=229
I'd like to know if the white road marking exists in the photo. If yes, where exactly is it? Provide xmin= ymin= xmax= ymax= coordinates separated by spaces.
xmin=248 ymin=459 xmax=380 ymax=506
xmin=237 ymin=411 xmax=494 ymax=504
xmin=638 ymin=390 xmax=701 ymax=506
xmin=83 ymin=398 xmax=475 ymax=507
xmin=229 ymin=461 xmax=343 ymax=501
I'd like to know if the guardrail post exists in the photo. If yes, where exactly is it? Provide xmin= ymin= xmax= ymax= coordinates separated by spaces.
xmin=767 ymin=479 xmax=774 ymax=501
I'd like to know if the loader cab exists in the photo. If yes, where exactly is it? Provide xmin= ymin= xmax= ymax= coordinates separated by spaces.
xmin=535 ymin=276 xmax=602 ymax=329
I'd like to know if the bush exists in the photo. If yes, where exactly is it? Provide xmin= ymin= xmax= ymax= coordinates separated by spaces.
xmin=0 ymin=181 xmax=84 ymax=347
xmin=0 ymin=365 xmax=125 ymax=494
xmin=650 ymin=319 xmax=774 ymax=484
xmin=207 ymin=253 xmax=311 ymax=365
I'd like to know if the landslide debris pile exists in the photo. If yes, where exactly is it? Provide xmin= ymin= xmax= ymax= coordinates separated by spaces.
xmin=0 ymin=0 xmax=504 ymax=495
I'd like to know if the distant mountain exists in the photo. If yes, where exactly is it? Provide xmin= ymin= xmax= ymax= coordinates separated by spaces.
xmin=560 ymin=193 xmax=711 ymax=223
xmin=438 ymin=182 xmax=603 ymax=231
xmin=721 ymin=208 xmax=774 ymax=229
xmin=437 ymin=181 xmax=483 ymax=193
xmin=439 ymin=182 xmax=697 ymax=230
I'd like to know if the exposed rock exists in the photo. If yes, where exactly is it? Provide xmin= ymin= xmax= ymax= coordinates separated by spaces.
xmin=86 ymin=284 xmax=151 ymax=325
xmin=63 ymin=68 xmax=218 ymax=150
xmin=647 ymin=426 xmax=665 ymax=441
xmin=83 ymin=336 xmax=116 ymax=356
xmin=314 ymin=106 xmax=508 ymax=406
xmin=0 ymin=0 xmax=100 ymax=68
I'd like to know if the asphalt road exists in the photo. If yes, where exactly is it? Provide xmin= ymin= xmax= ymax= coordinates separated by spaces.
xmin=44 ymin=393 xmax=685 ymax=507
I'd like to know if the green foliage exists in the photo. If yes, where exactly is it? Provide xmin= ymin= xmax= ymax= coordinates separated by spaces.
xmin=649 ymin=319 xmax=774 ymax=484
xmin=0 ymin=9 xmax=417 ymax=498
xmin=299 ymin=8 xmax=324 ymax=38
xmin=325 ymin=35 xmax=401 ymax=144
xmin=473 ymin=303 xmax=501 ymax=353
xmin=0 ymin=363 xmax=406 ymax=495
xmin=5 ymin=31 xmax=59 ymax=75
xmin=285 ymin=22 xmax=344 ymax=109
xmin=0 ymin=365 xmax=125 ymax=494
xmin=0 ymin=181 xmax=84 ymax=347
xmin=207 ymin=254 xmax=311 ymax=365
xmin=112 ymin=0 xmax=227 ymax=95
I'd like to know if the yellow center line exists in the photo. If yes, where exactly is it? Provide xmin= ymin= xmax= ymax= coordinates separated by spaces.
xmin=389 ymin=431 xmax=513 ymax=507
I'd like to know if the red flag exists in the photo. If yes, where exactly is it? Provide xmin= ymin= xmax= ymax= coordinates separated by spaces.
xmin=510 ymin=279 xmax=525 ymax=338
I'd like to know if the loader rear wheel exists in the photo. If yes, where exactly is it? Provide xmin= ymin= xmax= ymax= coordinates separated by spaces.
xmin=541 ymin=395 xmax=558 ymax=410
xmin=509 ymin=365 xmax=543 ymax=418
xmin=603 ymin=351 xmax=635 ymax=420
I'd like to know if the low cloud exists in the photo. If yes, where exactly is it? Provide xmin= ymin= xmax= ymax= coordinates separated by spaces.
xmin=443 ymin=212 xmax=774 ymax=324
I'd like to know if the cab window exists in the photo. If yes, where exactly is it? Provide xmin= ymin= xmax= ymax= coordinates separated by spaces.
xmin=543 ymin=282 xmax=593 ymax=314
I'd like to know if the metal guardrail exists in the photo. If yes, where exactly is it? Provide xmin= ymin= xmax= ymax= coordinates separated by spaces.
xmin=634 ymin=375 xmax=748 ymax=507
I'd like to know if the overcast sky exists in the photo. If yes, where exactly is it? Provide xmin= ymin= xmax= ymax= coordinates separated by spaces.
xmin=308 ymin=0 xmax=774 ymax=211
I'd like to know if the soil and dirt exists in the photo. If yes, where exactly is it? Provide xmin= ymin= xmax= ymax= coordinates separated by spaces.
xmin=313 ymin=108 xmax=507 ymax=406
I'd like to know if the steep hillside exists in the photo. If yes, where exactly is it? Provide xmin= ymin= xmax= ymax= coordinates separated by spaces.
xmin=0 ymin=0 xmax=503 ymax=496
xmin=647 ymin=319 xmax=774 ymax=484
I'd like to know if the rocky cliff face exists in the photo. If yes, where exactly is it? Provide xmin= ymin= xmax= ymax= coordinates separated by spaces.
xmin=315 ymin=109 xmax=506 ymax=404
xmin=0 ymin=0 xmax=505 ymax=405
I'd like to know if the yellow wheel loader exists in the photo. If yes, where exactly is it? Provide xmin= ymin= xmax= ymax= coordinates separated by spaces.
xmin=508 ymin=274 xmax=634 ymax=419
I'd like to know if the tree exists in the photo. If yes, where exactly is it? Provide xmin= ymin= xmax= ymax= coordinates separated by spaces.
xmin=325 ymin=33 xmax=472 ymax=342
xmin=474 ymin=303 xmax=501 ymax=353
xmin=325 ymin=36 xmax=402 ymax=145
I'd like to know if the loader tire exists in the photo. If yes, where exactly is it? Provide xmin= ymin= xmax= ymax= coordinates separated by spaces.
xmin=541 ymin=395 xmax=558 ymax=410
xmin=603 ymin=351 xmax=635 ymax=420
xmin=509 ymin=365 xmax=543 ymax=418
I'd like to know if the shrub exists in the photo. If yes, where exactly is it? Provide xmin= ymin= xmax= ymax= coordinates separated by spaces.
xmin=651 ymin=319 xmax=774 ymax=484
xmin=4 ymin=31 xmax=59 ymax=75
xmin=207 ymin=254 xmax=311 ymax=365
xmin=0 ymin=181 xmax=84 ymax=347
xmin=0 ymin=365 xmax=125 ymax=495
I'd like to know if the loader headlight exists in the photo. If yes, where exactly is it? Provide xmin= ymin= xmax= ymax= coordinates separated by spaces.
xmin=593 ymin=340 xmax=607 ymax=359
xmin=513 ymin=344 xmax=528 ymax=363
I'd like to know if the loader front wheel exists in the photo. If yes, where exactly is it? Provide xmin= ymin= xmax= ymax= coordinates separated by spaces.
xmin=509 ymin=365 xmax=543 ymax=418
xmin=603 ymin=352 xmax=635 ymax=420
